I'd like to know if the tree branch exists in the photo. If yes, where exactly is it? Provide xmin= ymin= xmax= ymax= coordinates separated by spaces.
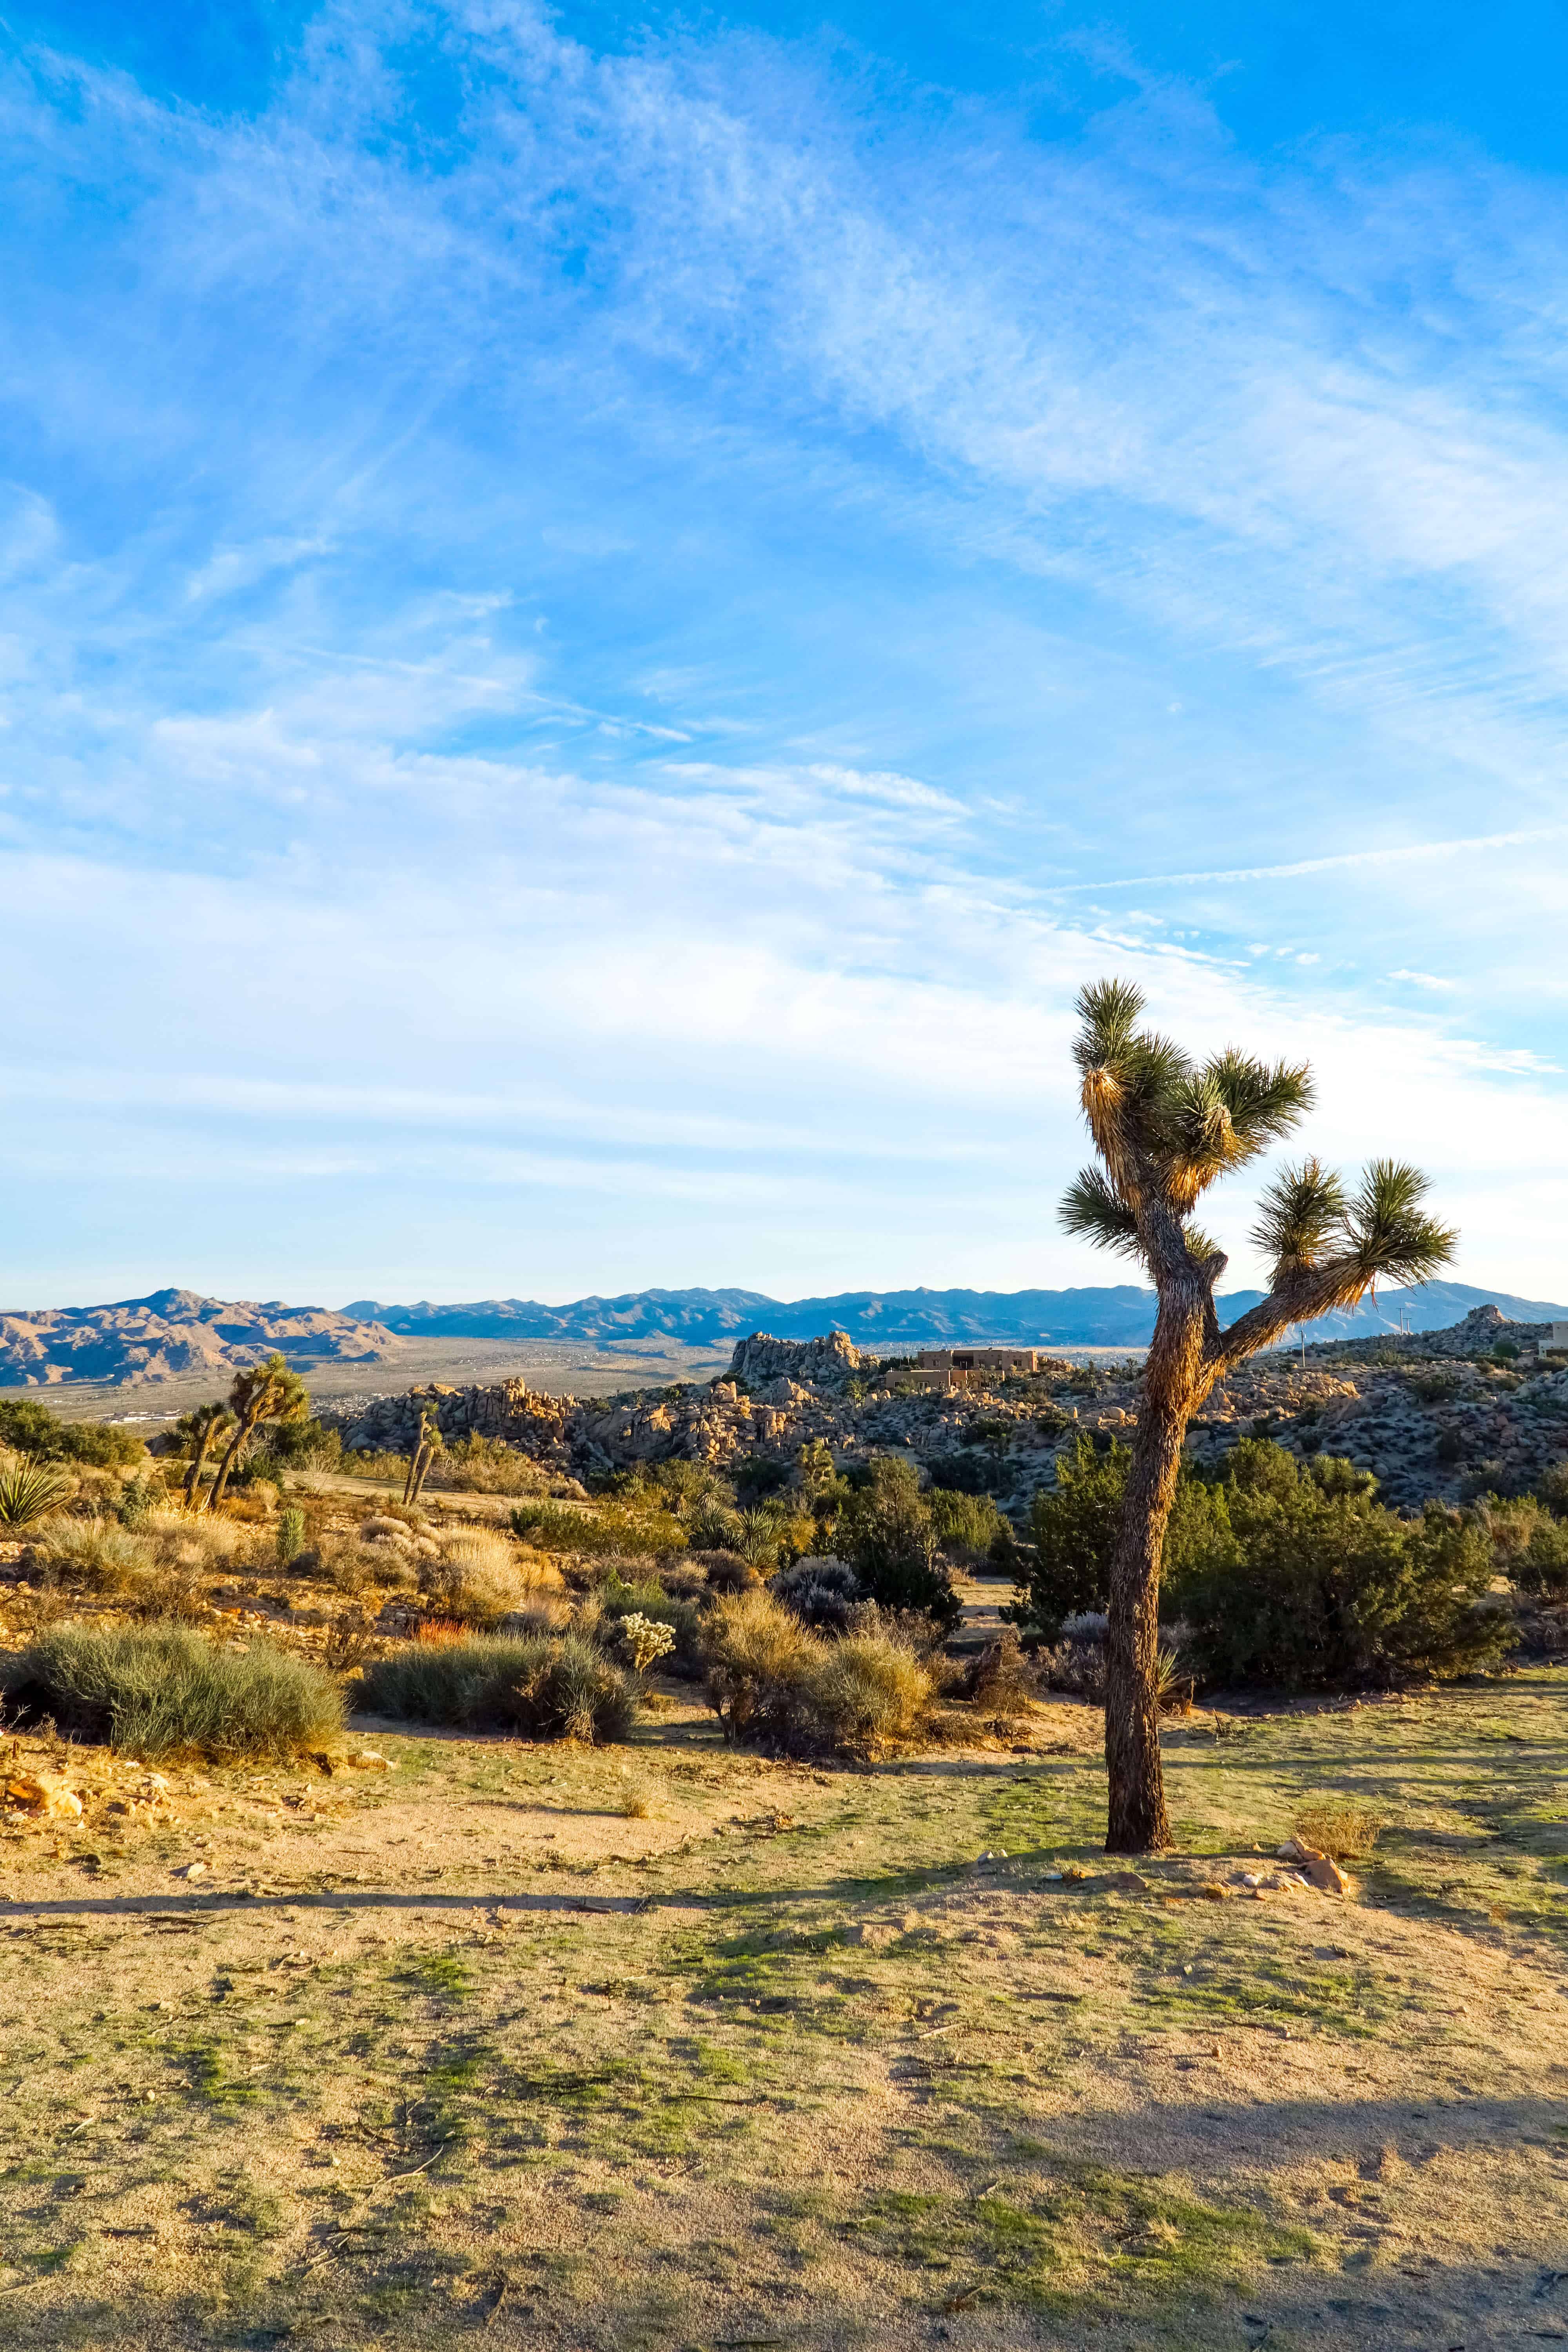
xmin=1206 ymin=1257 xmax=1372 ymax=1373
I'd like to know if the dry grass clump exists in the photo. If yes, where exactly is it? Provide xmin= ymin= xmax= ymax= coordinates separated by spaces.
xmin=704 ymin=1589 xmax=935 ymax=1758
xmin=952 ymin=1628 xmax=1037 ymax=1724
xmin=358 ymin=1633 xmax=635 ymax=1743
xmin=1292 ymin=1797 xmax=1385 ymax=1860
xmin=24 ymin=1517 xmax=149 ymax=1594
xmin=417 ymin=1529 xmax=557 ymax=1626
xmin=1 ymin=1623 xmax=343 ymax=1762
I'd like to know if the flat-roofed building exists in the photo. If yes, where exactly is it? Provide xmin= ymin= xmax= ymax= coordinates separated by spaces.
xmin=898 ymin=1347 xmax=1044 ymax=1392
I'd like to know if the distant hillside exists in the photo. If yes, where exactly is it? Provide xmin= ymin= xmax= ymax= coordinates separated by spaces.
xmin=344 ymin=1278 xmax=1568 ymax=1351
xmin=0 ymin=1289 xmax=402 ymax=1388
xmin=10 ymin=1277 xmax=1561 ymax=1389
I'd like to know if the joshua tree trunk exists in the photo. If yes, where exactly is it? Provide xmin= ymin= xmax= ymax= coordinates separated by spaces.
xmin=408 ymin=1442 xmax=433 ymax=1503
xmin=183 ymin=1425 xmax=215 ymax=1508
xmin=207 ymin=1414 xmax=255 ymax=1512
xmin=1104 ymin=1249 xmax=1210 ymax=1853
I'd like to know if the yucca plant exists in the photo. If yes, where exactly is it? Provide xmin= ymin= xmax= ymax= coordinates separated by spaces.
xmin=0 ymin=1454 xmax=75 ymax=1531
xmin=1060 ymin=978 xmax=1455 ymax=1853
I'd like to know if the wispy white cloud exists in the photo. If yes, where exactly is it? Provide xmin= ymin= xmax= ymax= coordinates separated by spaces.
xmin=0 ymin=2 xmax=1564 ymax=1298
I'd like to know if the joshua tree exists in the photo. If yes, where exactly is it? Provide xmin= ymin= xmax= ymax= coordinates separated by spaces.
xmin=206 ymin=1353 xmax=310 ymax=1512
xmin=174 ymin=1401 xmax=236 ymax=1508
xmin=403 ymin=1405 xmax=443 ymax=1505
xmin=1059 ymin=978 xmax=1456 ymax=1853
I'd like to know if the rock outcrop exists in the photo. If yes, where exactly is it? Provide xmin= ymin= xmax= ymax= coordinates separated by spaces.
xmin=316 ymin=1305 xmax=1568 ymax=1520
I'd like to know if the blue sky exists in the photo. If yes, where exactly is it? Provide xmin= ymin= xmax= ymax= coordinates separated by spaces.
xmin=4 ymin=0 xmax=1567 ymax=1310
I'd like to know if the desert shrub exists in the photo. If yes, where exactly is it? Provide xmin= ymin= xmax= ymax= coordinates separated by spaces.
xmin=508 ymin=1498 xmax=686 ymax=1561
xmin=702 ymin=1589 xmax=933 ymax=1758
xmin=24 ymin=1517 xmax=151 ymax=1594
xmin=809 ymin=1630 xmax=933 ymax=1751
xmin=1175 ymin=1459 xmax=1507 ymax=1687
xmin=420 ymin=1531 xmax=543 ymax=1626
xmin=734 ymin=1456 xmax=789 ymax=1504
xmin=1034 ymin=1612 xmax=1109 ymax=1700
xmin=703 ymin=1589 xmax=815 ymax=1749
xmin=1538 ymin=1459 xmax=1568 ymax=1517
xmin=341 ymin=1447 xmax=414 ymax=1482
xmin=0 ymin=1399 xmax=143 ymax=1468
xmin=592 ymin=1568 xmax=703 ymax=1674
xmin=359 ymin=1514 xmax=420 ymax=1545
xmin=1409 ymin=1370 xmax=1458 ymax=1403
xmin=927 ymin=1486 xmax=1005 ymax=1563
xmin=358 ymin=1634 xmax=634 ymax=1742
xmin=423 ymin=1435 xmax=549 ymax=1496
xmin=1435 ymin=1429 xmax=1464 ymax=1466
xmin=927 ymin=1452 xmax=991 ymax=1497
xmin=771 ymin=1555 xmax=864 ymax=1632
xmin=2 ymin=1624 xmax=342 ymax=1760
xmin=955 ymin=1628 xmax=1036 ymax=1722
xmin=836 ymin=1456 xmax=961 ymax=1630
xmin=116 ymin=1475 xmax=158 ymax=1530
xmin=691 ymin=1548 xmax=757 ymax=1594
xmin=252 ymin=1417 xmax=342 ymax=1475
xmin=0 ymin=1455 xmax=77 ymax=1532
xmin=1016 ymin=1435 xmax=1234 ymax=1639
xmin=1475 ymin=1494 xmax=1568 ymax=1599
xmin=276 ymin=1506 xmax=307 ymax=1566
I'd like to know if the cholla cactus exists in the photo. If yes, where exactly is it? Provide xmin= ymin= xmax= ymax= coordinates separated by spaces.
xmin=617 ymin=1612 xmax=676 ymax=1675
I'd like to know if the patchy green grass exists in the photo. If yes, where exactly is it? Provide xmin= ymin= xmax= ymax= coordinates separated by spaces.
xmin=0 ymin=1673 xmax=1565 ymax=2348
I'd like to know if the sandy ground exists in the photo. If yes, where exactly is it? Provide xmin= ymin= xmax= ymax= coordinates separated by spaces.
xmin=2 ymin=1670 xmax=1566 ymax=2352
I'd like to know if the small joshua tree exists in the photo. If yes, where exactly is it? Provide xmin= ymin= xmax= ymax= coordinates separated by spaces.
xmin=403 ymin=1405 xmax=443 ymax=1506
xmin=175 ymin=1401 xmax=236 ymax=1508
xmin=206 ymin=1353 xmax=310 ymax=1513
xmin=1060 ymin=978 xmax=1456 ymax=1853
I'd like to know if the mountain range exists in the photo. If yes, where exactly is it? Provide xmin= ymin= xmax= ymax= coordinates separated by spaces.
xmin=352 ymin=1278 xmax=1563 ymax=1350
xmin=4 ymin=1279 xmax=1564 ymax=1388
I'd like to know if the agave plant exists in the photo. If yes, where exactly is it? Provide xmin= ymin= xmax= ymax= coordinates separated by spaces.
xmin=0 ymin=1454 xmax=76 ymax=1532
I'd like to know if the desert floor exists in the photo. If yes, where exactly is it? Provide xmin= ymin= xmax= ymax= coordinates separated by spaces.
xmin=2 ymin=1665 xmax=1565 ymax=2350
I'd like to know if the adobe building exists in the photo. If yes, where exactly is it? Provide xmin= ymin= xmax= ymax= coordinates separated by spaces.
xmin=895 ymin=1347 xmax=1044 ymax=1392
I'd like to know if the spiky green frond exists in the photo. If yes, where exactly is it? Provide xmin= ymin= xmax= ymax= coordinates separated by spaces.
xmin=1059 ymin=1166 xmax=1143 ymax=1261
xmin=1347 ymin=1159 xmax=1457 ymax=1287
xmin=1071 ymin=979 xmax=1146 ymax=1073
xmin=1203 ymin=1047 xmax=1314 ymax=1150
xmin=1181 ymin=1224 xmax=1223 ymax=1268
xmin=1250 ymin=1156 xmax=1348 ymax=1279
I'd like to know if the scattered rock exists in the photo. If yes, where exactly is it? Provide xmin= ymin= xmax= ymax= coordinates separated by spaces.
xmin=4 ymin=1776 xmax=83 ymax=1820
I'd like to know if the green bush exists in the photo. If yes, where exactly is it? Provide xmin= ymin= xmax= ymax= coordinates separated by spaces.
xmin=1172 ymin=1445 xmax=1508 ymax=1688
xmin=252 ymin=1417 xmax=343 ymax=1475
xmin=836 ymin=1456 xmax=961 ymax=1629
xmin=276 ymin=1506 xmax=307 ymax=1566
xmin=2 ymin=1625 xmax=343 ymax=1760
xmin=1476 ymin=1494 xmax=1568 ymax=1599
xmin=1015 ymin=1435 xmax=1506 ymax=1688
xmin=358 ymin=1635 xmax=635 ymax=1743
xmin=927 ymin=1486 xmax=1005 ymax=1563
xmin=0 ymin=1399 xmax=143 ymax=1468
xmin=1014 ymin=1434 xmax=1232 ymax=1639
xmin=508 ymin=1498 xmax=686 ymax=1560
